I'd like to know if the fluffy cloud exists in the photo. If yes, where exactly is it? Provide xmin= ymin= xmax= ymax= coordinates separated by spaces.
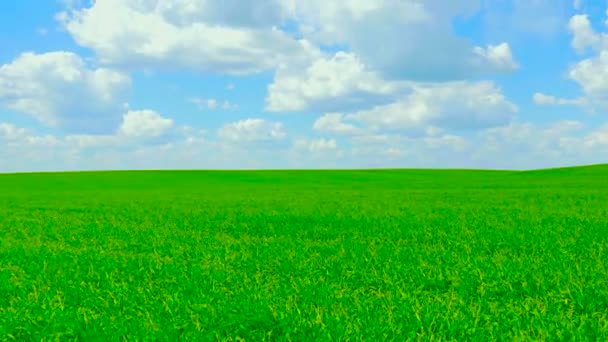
xmin=0 ymin=123 xmax=29 ymax=141
xmin=16 ymin=109 xmax=175 ymax=154
xmin=568 ymin=51 xmax=608 ymax=109
xmin=2 ymin=117 xmax=608 ymax=172
xmin=569 ymin=14 xmax=606 ymax=53
xmin=63 ymin=134 xmax=121 ymax=150
xmin=473 ymin=120 xmax=608 ymax=168
xmin=553 ymin=13 xmax=608 ymax=111
xmin=266 ymin=51 xmax=403 ymax=112
xmin=188 ymin=97 xmax=238 ymax=111
xmin=481 ymin=120 xmax=584 ymax=147
xmin=293 ymin=137 xmax=337 ymax=152
xmin=118 ymin=110 xmax=174 ymax=138
xmin=472 ymin=43 xmax=519 ymax=72
xmin=313 ymin=113 xmax=362 ymax=135
xmin=345 ymin=81 xmax=517 ymax=133
xmin=0 ymin=51 xmax=130 ymax=133
xmin=288 ymin=0 xmax=516 ymax=81
xmin=58 ymin=0 xmax=314 ymax=75
xmin=59 ymin=0 xmax=517 ymax=82
xmin=533 ymin=93 xmax=584 ymax=106
xmin=218 ymin=118 xmax=286 ymax=143
xmin=581 ymin=123 xmax=608 ymax=148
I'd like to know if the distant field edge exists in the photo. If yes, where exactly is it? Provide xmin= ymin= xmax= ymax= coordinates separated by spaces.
xmin=0 ymin=163 xmax=606 ymax=175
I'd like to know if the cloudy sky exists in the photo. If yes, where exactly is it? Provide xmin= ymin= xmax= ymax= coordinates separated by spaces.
xmin=1 ymin=0 xmax=607 ymax=172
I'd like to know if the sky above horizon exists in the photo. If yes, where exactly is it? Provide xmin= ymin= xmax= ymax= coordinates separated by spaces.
xmin=1 ymin=0 xmax=607 ymax=172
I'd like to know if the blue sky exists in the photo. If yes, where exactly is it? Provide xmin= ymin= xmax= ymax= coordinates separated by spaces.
xmin=0 ymin=0 xmax=607 ymax=172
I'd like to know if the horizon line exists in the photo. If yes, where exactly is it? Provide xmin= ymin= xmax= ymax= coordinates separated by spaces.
xmin=0 ymin=163 xmax=606 ymax=175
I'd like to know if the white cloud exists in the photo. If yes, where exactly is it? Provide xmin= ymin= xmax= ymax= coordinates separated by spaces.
xmin=56 ymin=0 xmax=521 ymax=123
xmin=569 ymin=51 xmax=608 ymax=109
xmin=266 ymin=51 xmax=403 ymax=112
xmin=118 ymin=110 xmax=174 ymax=138
xmin=189 ymin=97 xmax=217 ymax=110
xmin=533 ymin=92 xmax=559 ymax=105
xmin=218 ymin=118 xmax=286 ymax=142
xmin=472 ymin=43 xmax=519 ymax=72
xmin=475 ymin=120 xmax=592 ymax=167
xmin=54 ymin=109 xmax=175 ymax=150
xmin=0 ymin=123 xmax=29 ymax=141
xmin=569 ymin=14 xmax=605 ymax=53
xmin=0 ymin=51 xmax=130 ymax=133
xmin=533 ymin=92 xmax=584 ymax=105
xmin=313 ymin=113 xmax=362 ymax=135
xmin=345 ymin=81 xmax=517 ymax=132
xmin=293 ymin=137 xmax=337 ymax=152
xmin=189 ymin=97 xmax=238 ymax=111
xmin=582 ymin=123 xmax=608 ymax=147
xmin=287 ymin=0 xmax=515 ymax=81
xmin=539 ymin=12 xmax=608 ymax=112
xmin=2 ymin=117 xmax=608 ymax=172
xmin=64 ymin=134 xmax=120 ymax=149
xmin=58 ymin=0 xmax=315 ymax=75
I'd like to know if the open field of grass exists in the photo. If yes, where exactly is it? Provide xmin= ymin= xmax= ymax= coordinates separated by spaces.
xmin=1 ymin=165 xmax=608 ymax=341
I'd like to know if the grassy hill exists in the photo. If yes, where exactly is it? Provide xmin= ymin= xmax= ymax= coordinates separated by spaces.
xmin=0 ymin=165 xmax=607 ymax=340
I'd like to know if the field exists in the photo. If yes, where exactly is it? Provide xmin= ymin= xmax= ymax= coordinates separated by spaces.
xmin=1 ymin=165 xmax=607 ymax=341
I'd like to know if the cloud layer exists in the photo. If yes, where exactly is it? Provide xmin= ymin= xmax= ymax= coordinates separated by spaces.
xmin=1 ymin=0 xmax=608 ymax=171
xmin=0 ymin=52 xmax=130 ymax=133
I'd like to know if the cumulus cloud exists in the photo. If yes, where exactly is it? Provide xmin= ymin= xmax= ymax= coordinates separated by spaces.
xmin=57 ymin=0 xmax=315 ymax=75
xmin=568 ymin=51 xmax=608 ymax=109
xmin=472 ymin=43 xmax=519 ymax=72
xmin=287 ymin=0 xmax=516 ymax=81
xmin=294 ymin=0 xmax=512 ymax=81
xmin=582 ymin=123 xmax=608 ymax=147
xmin=266 ymin=51 xmax=403 ymax=112
xmin=478 ymin=120 xmax=587 ymax=161
xmin=118 ymin=110 xmax=174 ymax=138
xmin=2 ymin=117 xmax=608 ymax=172
xmin=293 ymin=137 xmax=337 ymax=152
xmin=47 ymin=109 xmax=176 ymax=152
xmin=313 ymin=113 xmax=362 ymax=135
xmin=63 ymin=134 xmax=120 ymax=150
xmin=569 ymin=14 xmax=605 ymax=53
xmin=218 ymin=118 xmax=286 ymax=143
xmin=345 ymin=81 xmax=517 ymax=133
xmin=473 ymin=120 xmax=608 ymax=169
xmin=59 ymin=0 xmax=517 ymax=82
xmin=558 ymin=13 xmax=608 ymax=111
xmin=0 ymin=51 xmax=130 ymax=133
xmin=533 ymin=92 xmax=584 ymax=105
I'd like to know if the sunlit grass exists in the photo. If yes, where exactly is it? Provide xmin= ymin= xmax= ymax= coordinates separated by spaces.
xmin=1 ymin=165 xmax=607 ymax=340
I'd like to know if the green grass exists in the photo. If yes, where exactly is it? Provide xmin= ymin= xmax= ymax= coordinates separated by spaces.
xmin=1 ymin=165 xmax=607 ymax=341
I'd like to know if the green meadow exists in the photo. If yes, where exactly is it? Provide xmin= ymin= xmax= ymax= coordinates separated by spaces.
xmin=1 ymin=165 xmax=607 ymax=341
